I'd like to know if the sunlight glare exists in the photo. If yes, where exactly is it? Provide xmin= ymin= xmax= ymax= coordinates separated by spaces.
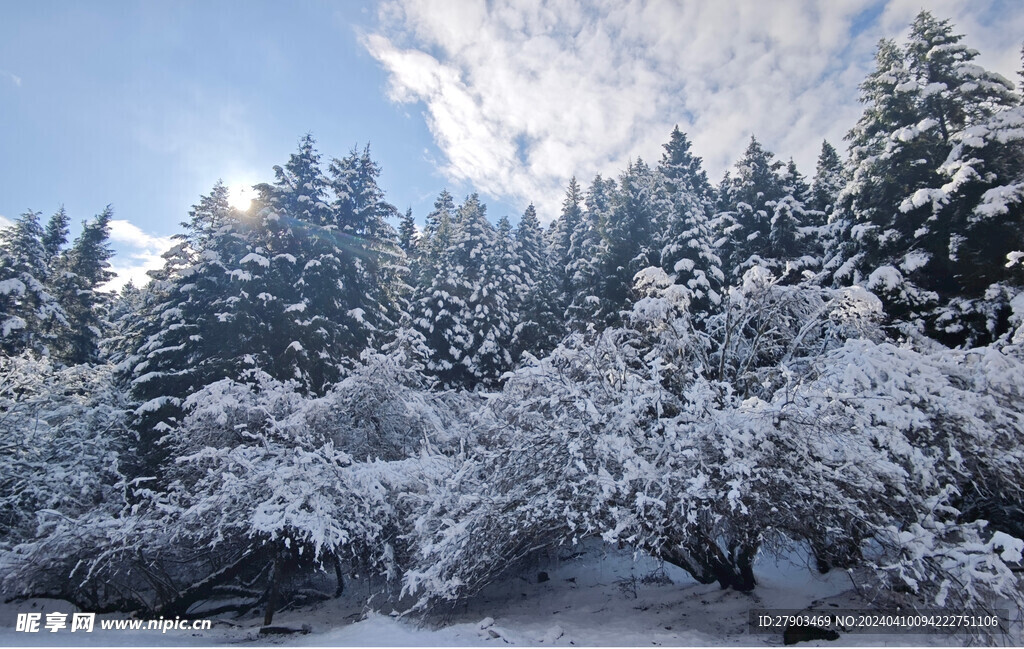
xmin=228 ymin=183 xmax=255 ymax=211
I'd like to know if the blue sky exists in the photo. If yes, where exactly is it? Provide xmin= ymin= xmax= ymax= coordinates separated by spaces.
xmin=2 ymin=0 xmax=1021 ymax=289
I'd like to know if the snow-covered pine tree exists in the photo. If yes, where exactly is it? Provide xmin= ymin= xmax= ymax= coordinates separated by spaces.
xmin=423 ymin=188 xmax=455 ymax=243
xmin=414 ymin=190 xmax=456 ymax=292
xmin=453 ymin=195 xmax=513 ymax=385
xmin=327 ymin=145 xmax=403 ymax=360
xmin=1019 ymin=41 xmax=1024 ymax=100
xmin=839 ymin=12 xmax=1020 ymax=344
xmin=479 ymin=214 xmax=519 ymax=375
xmin=396 ymin=207 xmax=419 ymax=302
xmin=249 ymin=134 xmax=335 ymax=389
xmin=810 ymin=140 xmax=844 ymax=216
xmin=51 ymin=207 xmax=115 ymax=365
xmin=548 ymin=176 xmax=584 ymax=314
xmin=713 ymin=136 xmax=787 ymax=281
xmin=927 ymin=92 xmax=1024 ymax=340
xmin=512 ymin=204 xmax=563 ymax=359
xmin=236 ymin=137 xmax=403 ymax=392
xmin=895 ymin=17 xmax=1024 ymax=344
xmin=398 ymin=207 xmax=417 ymax=258
xmin=592 ymin=159 xmax=658 ymax=326
xmin=811 ymin=141 xmax=850 ymax=281
xmin=407 ymin=196 xmax=462 ymax=386
xmin=766 ymin=159 xmax=818 ymax=282
xmin=655 ymin=126 xmax=723 ymax=316
xmin=409 ymin=193 xmax=512 ymax=388
xmin=0 ymin=211 xmax=64 ymax=356
xmin=564 ymin=175 xmax=611 ymax=331
xmin=41 ymin=206 xmax=70 ymax=272
xmin=101 ymin=280 xmax=145 ymax=366
xmin=781 ymin=159 xmax=812 ymax=208
xmin=125 ymin=182 xmax=248 ymax=474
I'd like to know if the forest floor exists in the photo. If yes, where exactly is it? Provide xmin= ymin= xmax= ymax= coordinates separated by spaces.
xmin=0 ymin=542 xmax=1017 ymax=646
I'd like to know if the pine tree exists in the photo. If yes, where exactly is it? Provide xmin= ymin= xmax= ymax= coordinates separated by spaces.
xmin=397 ymin=207 xmax=419 ymax=298
xmin=563 ymin=176 xmax=609 ymax=331
xmin=424 ymin=189 xmax=455 ymax=242
xmin=416 ymin=190 xmax=456 ymax=290
xmin=407 ymin=197 xmax=461 ymax=385
xmin=781 ymin=159 xmax=812 ymax=206
xmin=398 ymin=207 xmax=417 ymax=257
xmin=714 ymin=136 xmax=786 ymax=279
xmin=41 ymin=207 xmax=70 ymax=273
xmin=248 ymin=135 xmax=330 ymax=388
xmin=477 ymin=214 xmax=518 ymax=378
xmin=327 ymin=145 xmax=403 ymax=363
xmin=127 ymin=139 xmax=406 ymax=472
xmin=810 ymin=141 xmax=844 ymax=216
xmin=656 ymin=127 xmax=723 ymax=315
xmin=548 ymin=177 xmax=584 ymax=310
xmin=101 ymin=280 xmax=145 ymax=365
xmin=125 ymin=183 xmax=246 ymax=473
xmin=811 ymin=141 xmax=848 ymax=279
xmin=409 ymin=193 xmax=513 ymax=388
xmin=1019 ymin=41 xmax=1024 ymax=101
xmin=839 ymin=13 xmax=1019 ymax=344
xmin=0 ymin=211 xmax=64 ymax=355
xmin=768 ymin=159 xmax=816 ymax=282
xmin=512 ymin=204 xmax=562 ymax=359
xmin=595 ymin=159 xmax=658 ymax=325
xmin=51 ymin=207 xmax=115 ymax=364
xmin=235 ymin=137 xmax=403 ymax=391
xmin=766 ymin=196 xmax=806 ymax=280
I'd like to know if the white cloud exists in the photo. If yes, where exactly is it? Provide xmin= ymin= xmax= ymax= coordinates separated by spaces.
xmin=105 ymin=250 xmax=168 ymax=293
xmin=0 ymin=214 xmax=11 ymax=229
xmin=365 ymin=0 xmax=1022 ymax=220
xmin=103 ymin=220 xmax=175 ymax=292
xmin=109 ymin=219 xmax=175 ymax=251
xmin=0 ymin=69 xmax=22 ymax=87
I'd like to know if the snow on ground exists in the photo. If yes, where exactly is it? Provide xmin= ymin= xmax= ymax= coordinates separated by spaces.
xmin=0 ymin=543 xmax=1016 ymax=646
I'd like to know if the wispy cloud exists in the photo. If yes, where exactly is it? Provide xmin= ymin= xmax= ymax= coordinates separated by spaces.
xmin=365 ymin=0 xmax=1022 ymax=219
xmin=109 ymin=219 xmax=175 ymax=251
xmin=105 ymin=249 xmax=168 ymax=293
xmin=0 ymin=69 xmax=22 ymax=87
xmin=103 ymin=219 xmax=175 ymax=292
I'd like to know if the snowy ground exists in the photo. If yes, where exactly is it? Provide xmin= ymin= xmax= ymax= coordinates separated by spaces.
xmin=0 ymin=543 xmax=1017 ymax=646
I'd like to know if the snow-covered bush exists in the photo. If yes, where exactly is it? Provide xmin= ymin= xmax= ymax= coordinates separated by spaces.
xmin=2 ymin=335 xmax=473 ymax=617
xmin=0 ymin=355 xmax=135 ymax=607
xmin=307 ymin=331 xmax=472 ymax=461
xmin=782 ymin=338 xmax=1024 ymax=612
xmin=137 ymin=369 xmax=402 ymax=618
xmin=401 ymin=268 xmax=890 ymax=605
xmin=118 ymin=341 xmax=470 ymax=618
xmin=0 ymin=356 xmax=128 ymax=545
xmin=159 ymin=371 xmax=378 ymax=559
xmin=401 ymin=323 xmax=679 ymax=610
xmin=403 ymin=266 xmax=1023 ymax=623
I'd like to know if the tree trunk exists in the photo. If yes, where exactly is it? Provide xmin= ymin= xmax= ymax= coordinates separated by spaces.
xmin=263 ymin=558 xmax=278 ymax=627
xmin=660 ymin=543 xmax=719 ymax=585
xmin=332 ymin=552 xmax=345 ymax=598
xmin=729 ymin=543 xmax=757 ymax=592
xmin=158 ymin=549 xmax=260 ymax=617
xmin=659 ymin=536 xmax=758 ymax=592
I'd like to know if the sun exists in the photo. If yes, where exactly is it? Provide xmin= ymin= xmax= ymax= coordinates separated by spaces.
xmin=228 ymin=183 xmax=255 ymax=212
